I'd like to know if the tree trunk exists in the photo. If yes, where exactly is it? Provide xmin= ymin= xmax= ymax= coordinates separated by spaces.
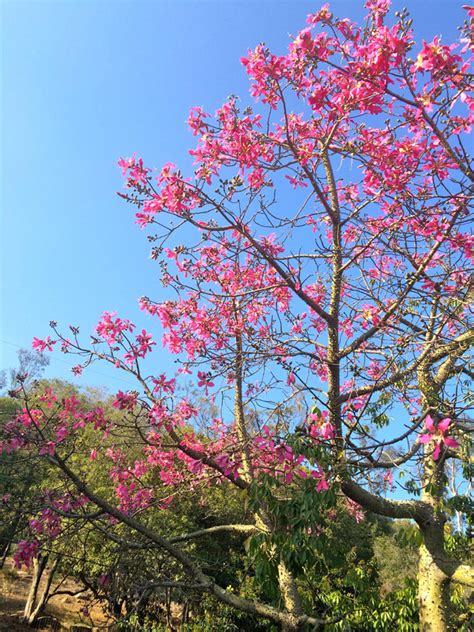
xmin=23 ymin=555 xmax=59 ymax=624
xmin=277 ymin=561 xmax=303 ymax=631
xmin=416 ymin=461 xmax=453 ymax=632
xmin=416 ymin=361 xmax=454 ymax=632
xmin=28 ymin=557 xmax=59 ymax=624
xmin=24 ymin=554 xmax=49 ymax=622
xmin=418 ymin=536 xmax=451 ymax=632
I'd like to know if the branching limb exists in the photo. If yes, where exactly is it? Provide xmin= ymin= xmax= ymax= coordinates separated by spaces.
xmin=341 ymin=479 xmax=425 ymax=520
xmin=449 ymin=564 xmax=474 ymax=589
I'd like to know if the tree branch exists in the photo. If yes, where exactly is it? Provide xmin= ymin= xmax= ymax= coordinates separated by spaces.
xmin=341 ymin=479 xmax=425 ymax=520
xmin=449 ymin=563 xmax=474 ymax=589
xmin=170 ymin=524 xmax=258 ymax=544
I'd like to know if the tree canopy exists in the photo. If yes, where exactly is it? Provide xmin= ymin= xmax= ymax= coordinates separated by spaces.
xmin=1 ymin=2 xmax=473 ymax=631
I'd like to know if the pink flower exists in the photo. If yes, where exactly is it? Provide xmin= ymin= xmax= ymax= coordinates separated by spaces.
xmin=118 ymin=154 xmax=150 ymax=185
xmin=359 ymin=304 xmax=380 ymax=329
xmin=419 ymin=415 xmax=460 ymax=460
xmin=412 ymin=37 xmax=462 ymax=76
xmin=118 ymin=155 xmax=135 ymax=176
xmin=17 ymin=408 xmax=44 ymax=427
xmin=32 ymin=336 xmax=56 ymax=352
xmin=320 ymin=422 xmax=335 ymax=440
xmin=197 ymin=371 xmax=214 ymax=392
xmin=346 ymin=499 xmax=365 ymax=523
xmin=306 ymin=4 xmax=332 ymax=24
xmin=98 ymin=573 xmax=110 ymax=587
xmin=136 ymin=329 xmax=156 ymax=357
xmin=39 ymin=441 xmax=56 ymax=456
xmin=310 ymin=468 xmax=329 ymax=492
xmin=316 ymin=477 xmax=329 ymax=492
xmin=364 ymin=0 xmax=391 ymax=17
xmin=152 ymin=374 xmax=176 ymax=394
xmin=307 ymin=412 xmax=335 ymax=441
xmin=38 ymin=388 xmax=57 ymax=408
xmin=112 ymin=390 xmax=138 ymax=411
xmin=96 ymin=312 xmax=135 ymax=345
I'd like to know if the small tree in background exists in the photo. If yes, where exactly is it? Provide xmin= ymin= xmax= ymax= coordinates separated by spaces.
xmin=2 ymin=2 xmax=473 ymax=630
xmin=0 ymin=348 xmax=49 ymax=395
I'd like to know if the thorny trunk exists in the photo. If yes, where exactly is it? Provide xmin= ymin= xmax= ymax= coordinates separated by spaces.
xmin=415 ymin=307 xmax=454 ymax=632
xmin=418 ymin=518 xmax=451 ymax=632
xmin=277 ymin=562 xmax=304 ymax=631
xmin=417 ymin=449 xmax=452 ymax=632
xmin=252 ymin=512 xmax=303 ymax=631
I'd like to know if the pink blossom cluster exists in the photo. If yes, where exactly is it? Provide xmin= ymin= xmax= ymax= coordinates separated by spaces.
xmin=13 ymin=540 xmax=39 ymax=568
xmin=306 ymin=412 xmax=335 ymax=441
xmin=95 ymin=311 xmax=135 ymax=345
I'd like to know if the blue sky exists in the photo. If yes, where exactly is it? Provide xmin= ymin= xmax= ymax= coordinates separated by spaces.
xmin=0 ymin=0 xmax=466 ymax=390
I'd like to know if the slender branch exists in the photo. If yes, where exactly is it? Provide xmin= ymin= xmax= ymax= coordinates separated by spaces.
xmin=347 ymin=441 xmax=421 ymax=469
xmin=170 ymin=524 xmax=258 ymax=543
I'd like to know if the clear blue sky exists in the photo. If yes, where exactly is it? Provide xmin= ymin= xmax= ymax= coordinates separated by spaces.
xmin=0 ymin=0 xmax=466 ymax=390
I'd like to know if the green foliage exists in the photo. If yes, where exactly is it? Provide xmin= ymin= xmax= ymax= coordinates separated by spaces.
xmin=373 ymin=520 xmax=419 ymax=594
xmin=2 ymin=381 xmax=471 ymax=630
xmin=0 ymin=396 xmax=43 ymax=555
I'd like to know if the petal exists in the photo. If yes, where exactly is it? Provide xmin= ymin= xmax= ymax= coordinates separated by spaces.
xmin=432 ymin=442 xmax=442 ymax=461
xmin=419 ymin=434 xmax=432 ymax=444
xmin=424 ymin=414 xmax=435 ymax=432
xmin=443 ymin=437 xmax=460 ymax=449
xmin=438 ymin=417 xmax=451 ymax=433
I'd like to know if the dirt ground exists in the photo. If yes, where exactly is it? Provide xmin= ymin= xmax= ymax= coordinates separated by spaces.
xmin=0 ymin=559 xmax=111 ymax=631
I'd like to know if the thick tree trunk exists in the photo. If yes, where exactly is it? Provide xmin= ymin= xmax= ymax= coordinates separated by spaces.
xmin=277 ymin=561 xmax=303 ymax=631
xmin=416 ymin=358 xmax=454 ymax=632
xmin=254 ymin=512 xmax=303 ymax=630
xmin=418 ymin=519 xmax=451 ymax=632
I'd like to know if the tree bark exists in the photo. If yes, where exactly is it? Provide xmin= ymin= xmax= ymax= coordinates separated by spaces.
xmin=23 ymin=555 xmax=59 ymax=624
xmin=418 ymin=513 xmax=451 ymax=632
xmin=277 ymin=561 xmax=304 ymax=631
xmin=23 ymin=554 xmax=49 ymax=622
xmin=28 ymin=557 xmax=59 ymax=624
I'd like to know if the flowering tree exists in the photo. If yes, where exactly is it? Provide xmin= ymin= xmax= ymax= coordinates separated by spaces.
xmin=2 ymin=2 xmax=473 ymax=630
